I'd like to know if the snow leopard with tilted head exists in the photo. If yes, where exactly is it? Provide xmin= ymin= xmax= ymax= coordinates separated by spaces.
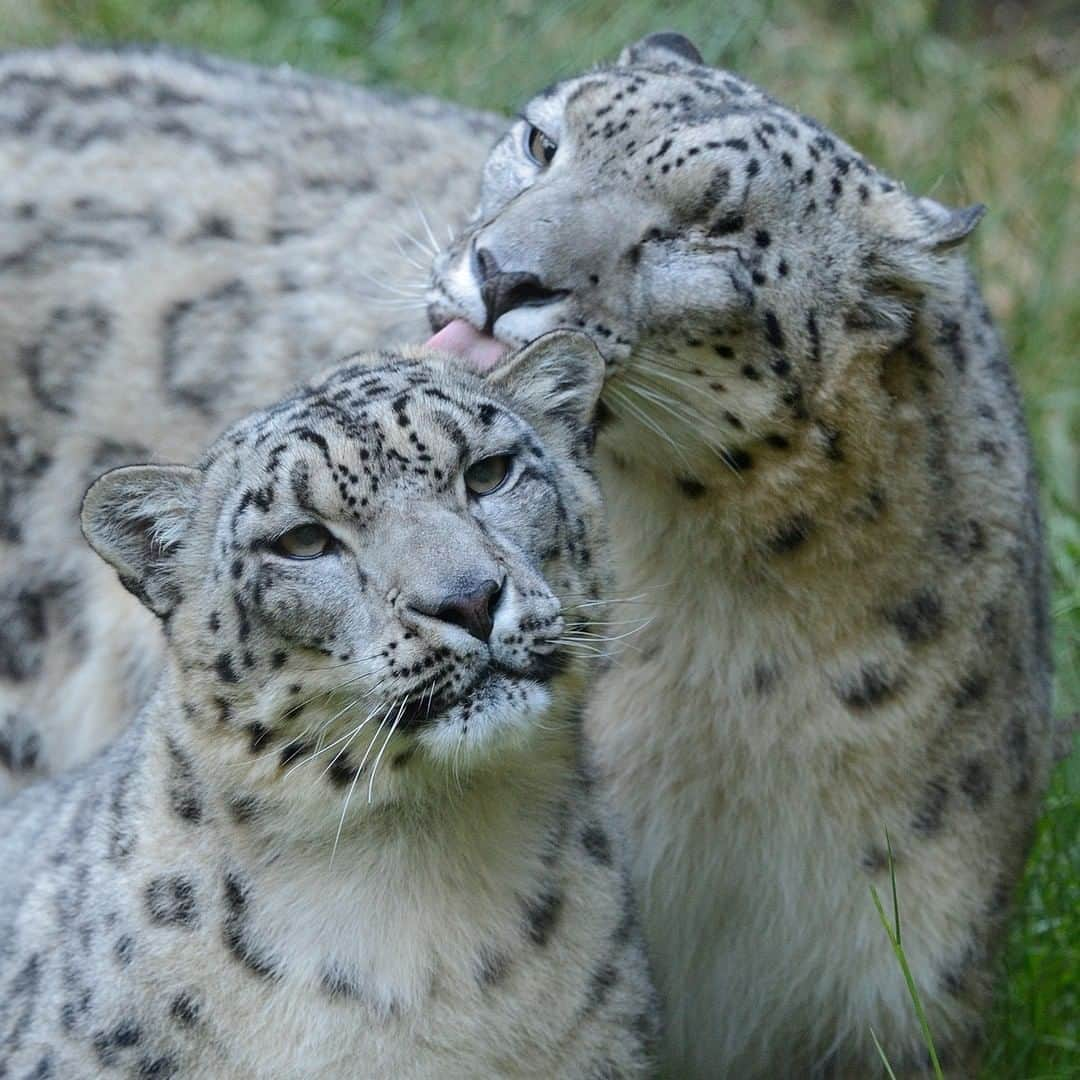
xmin=0 ymin=338 xmax=659 ymax=1079
xmin=426 ymin=31 xmax=1054 ymax=1079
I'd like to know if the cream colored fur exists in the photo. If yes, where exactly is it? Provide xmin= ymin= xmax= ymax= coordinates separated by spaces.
xmin=0 ymin=344 xmax=658 ymax=1077
xmin=427 ymin=32 xmax=1054 ymax=1078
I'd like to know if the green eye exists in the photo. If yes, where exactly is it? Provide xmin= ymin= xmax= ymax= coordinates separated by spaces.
xmin=273 ymin=523 xmax=333 ymax=559
xmin=465 ymin=455 xmax=512 ymax=496
xmin=525 ymin=124 xmax=558 ymax=168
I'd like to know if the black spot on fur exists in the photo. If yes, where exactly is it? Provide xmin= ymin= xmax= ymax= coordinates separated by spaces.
xmin=806 ymin=310 xmax=822 ymax=363
xmin=709 ymin=212 xmax=745 ymax=236
xmin=752 ymin=660 xmax=780 ymax=694
xmin=169 ymin=992 xmax=199 ymax=1027
xmin=953 ymin=672 xmax=989 ymax=709
xmin=724 ymin=448 xmax=753 ymax=471
xmin=245 ymin=722 xmax=270 ymax=752
xmin=92 ymin=1020 xmax=142 ymax=1066
xmin=939 ymin=518 xmax=986 ymax=558
xmin=764 ymin=311 xmax=784 ymax=349
xmin=137 ymin=1055 xmax=177 ymax=1079
xmin=165 ymin=737 xmax=203 ymax=824
xmin=145 ymin=876 xmax=197 ymax=928
xmin=768 ymin=514 xmax=812 ymax=554
xmin=836 ymin=664 xmax=900 ymax=711
xmin=278 ymin=740 xmax=311 ymax=768
xmin=588 ymin=961 xmax=620 ymax=1012
xmin=581 ymin=823 xmax=613 ymax=865
xmin=677 ymin=476 xmax=707 ymax=499
xmin=861 ymin=846 xmax=889 ymax=873
xmin=886 ymin=589 xmax=944 ymax=645
xmin=912 ymin=777 xmax=950 ymax=835
xmin=960 ymin=759 xmax=992 ymax=809
xmin=476 ymin=946 xmax=510 ymax=988
xmin=321 ymin=965 xmax=365 ymax=1000
xmin=162 ymin=280 xmax=253 ymax=412
xmin=113 ymin=935 xmax=135 ymax=966
xmin=523 ymin=888 xmax=563 ymax=946
xmin=214 ymin=653 xmax=239 ymax=683
xmin=223 ymin=873 xmax=279 ymax=980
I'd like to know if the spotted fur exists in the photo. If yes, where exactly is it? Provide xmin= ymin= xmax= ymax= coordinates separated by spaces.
xmin=0 ymin=340 xmax=658 ymax=1078
xmin=428 ymin=32 xmax=1054 ymax=1079
xmin=0 ymin=44 xmax=502 ymax=795
xmin=0 ymin=35 xmax=1056 ymax=1078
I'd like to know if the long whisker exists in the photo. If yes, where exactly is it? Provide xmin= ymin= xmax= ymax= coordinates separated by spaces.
xmin=389 ymin=223 xmax=437 ymax=260
xmin=392 ymin=236 xmax=433 ymax=274
xmin=329 ymin=698 xmax=398 ymax=868
xmin=561 ymin=617 xmax=655 ymax=643
xmin=550 ymin=639 xmax=607 ymax=656
xmin=606 ymin=385 xmax=690 ymax=466
xmin=412 ymin=196 xmax=442 ymax=256
xmin=355 ymin=269 xmax=428 ymax=297
xmin=367 ymin=697 xmax=407 ymax=803
xmin=312 ymin=702 xmax=384 ymax=781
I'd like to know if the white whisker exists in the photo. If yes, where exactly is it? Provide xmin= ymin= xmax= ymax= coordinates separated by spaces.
xmin=412 ymin=196 xmax=442 ymax=256
xmin=390 ymin=222 xmax=437 ymax=260
xmin=367 ymin=697 xmax=407 ymax=803
xmin=329 ymin=698 xmax=398 ymax=868
xmin=392 ymin=236 xmax=433 ymax=274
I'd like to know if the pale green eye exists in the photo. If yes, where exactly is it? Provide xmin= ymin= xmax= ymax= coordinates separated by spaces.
xmin=525 ymin=124 xmax=558 ymax=168
xmin=465 ymin=455 xmax=512 ymax=496
xmin=273 ymin=523 xmax=333 ymax=559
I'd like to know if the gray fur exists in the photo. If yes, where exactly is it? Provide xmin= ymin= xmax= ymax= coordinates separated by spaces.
xmin=0 ymin=44 xmax=502 ymax=794
xmin=428 ymin=34 xmax=1054 ymax=1078
xmin=0 ymin=344 xmax=658 ymax=1078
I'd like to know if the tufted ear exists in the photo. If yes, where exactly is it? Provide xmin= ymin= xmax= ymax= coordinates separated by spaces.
xmin=852 ymin=199 xmax=987 ymax=343
xmin=81 ymin=464 xmax=202 ymax=619
xmin=915 ymin=199 xmax=986 ymax=252
xmin=489 ymin=330 xmax=606 ymax=438
xmin=618 ymin=31 xmax=703 ymax=68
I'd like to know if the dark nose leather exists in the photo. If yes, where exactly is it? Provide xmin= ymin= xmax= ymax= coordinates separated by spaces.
xmin=473 ymin=246 xmax=564 ymax=333
xmin=421 ymin=579 xmax=503 ymax=643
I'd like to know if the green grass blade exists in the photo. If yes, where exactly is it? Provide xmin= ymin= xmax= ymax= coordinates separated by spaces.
xmin=871 ymin=1027 xmax=900 ymax=1080
xmin=871 ymin=881 xmax=945 ymax=1079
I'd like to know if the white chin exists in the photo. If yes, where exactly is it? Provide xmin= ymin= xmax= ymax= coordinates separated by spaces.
xmin=415 ymin=680 xmax=551 ymax=767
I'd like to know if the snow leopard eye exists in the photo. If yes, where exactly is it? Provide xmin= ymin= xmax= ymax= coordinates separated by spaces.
xmin=465 ymin=455 xmax=512 ymax=496
xmin=273 ymin=523 xmax=334 ymax=559
xmin=524 ymin=124 xmax=558 ymax=168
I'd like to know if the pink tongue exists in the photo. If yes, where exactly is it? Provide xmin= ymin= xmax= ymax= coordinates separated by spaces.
xmin=425 ymin=319 xmax=509 ymax=372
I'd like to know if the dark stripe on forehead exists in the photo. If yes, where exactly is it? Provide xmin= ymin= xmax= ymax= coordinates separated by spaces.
xmin=432 ymin=411 xmax=470 ymax=460
xmin=562 ymin=74 xmax=625 ymax=112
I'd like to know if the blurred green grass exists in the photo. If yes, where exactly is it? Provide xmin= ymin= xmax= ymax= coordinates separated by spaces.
xmin=2 ymin=1 xmax=1077 ymax=1074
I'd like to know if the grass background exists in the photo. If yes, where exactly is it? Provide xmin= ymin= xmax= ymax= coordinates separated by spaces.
xmin=2 ymin=0 xmax=1077 ymax=1074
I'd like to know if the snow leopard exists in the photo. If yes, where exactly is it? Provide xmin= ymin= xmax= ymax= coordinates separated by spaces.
xmin=0 ymin=337 xmax=659 ymax=1079
xmin=426 ymin=31 xmax=1054 ymax=1079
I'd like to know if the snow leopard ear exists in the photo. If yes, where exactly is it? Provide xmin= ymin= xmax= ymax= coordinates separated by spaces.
xmin=489 ymin=330 xmax=606 ymax=439
xmin=81 ymin=464 xmax=202 ymax=619
xmin=916 ymin=199 xmax=986 ymax=252
xmin=618 ymin=31 xmax=703 ymax=68
xmin=849 ymin=198 xmax=987 ymax=347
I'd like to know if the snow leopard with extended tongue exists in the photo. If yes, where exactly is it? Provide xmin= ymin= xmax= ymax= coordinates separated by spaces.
xmin=427 ymin=31 xmax=1053 ymax=1080
xmin=0 ymin=338 xmax=659 ymax=1079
